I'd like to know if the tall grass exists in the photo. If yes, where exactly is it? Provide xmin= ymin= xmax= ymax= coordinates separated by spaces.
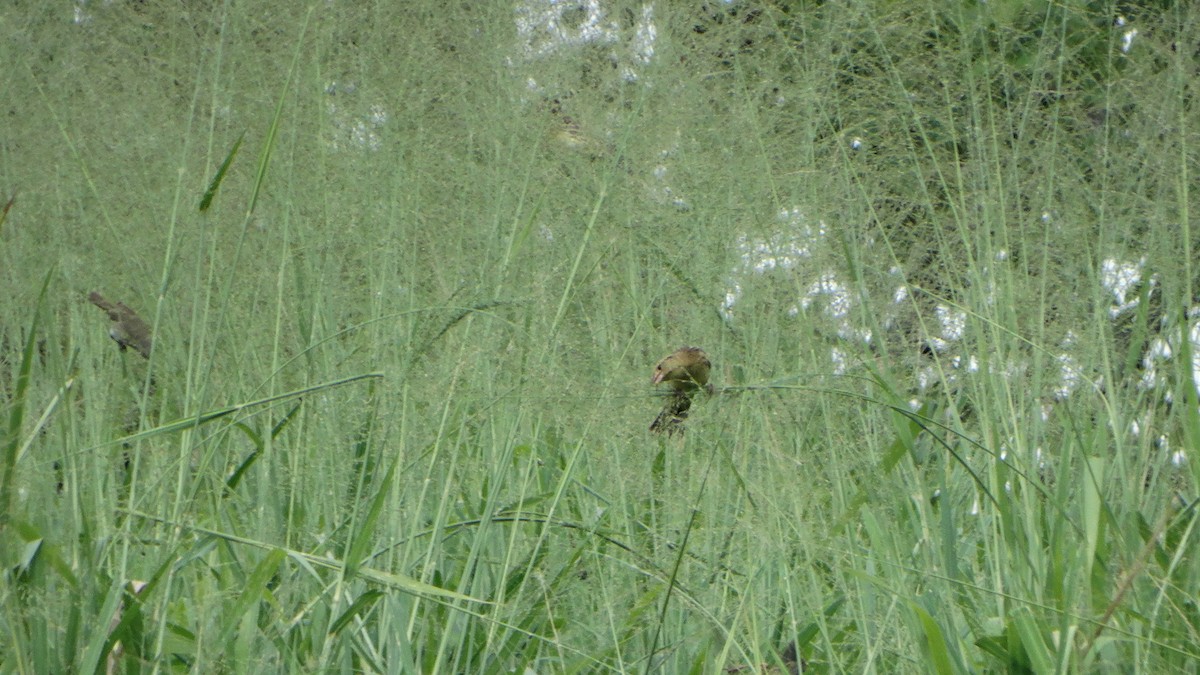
xmin=1 ymin=1 xmax=1197 ymax=672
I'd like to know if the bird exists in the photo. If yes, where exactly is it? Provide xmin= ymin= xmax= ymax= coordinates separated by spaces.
xmin=651 ymin=346 xmax=713 ymax=393
xmin=650 ymin=346 xmax=713 ymax=435
xmin=88 ymin=291 xmax=152 ymax=359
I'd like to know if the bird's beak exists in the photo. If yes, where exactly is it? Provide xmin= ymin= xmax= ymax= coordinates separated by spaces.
xmin=651 ymin=369 xmax=665 ymax=385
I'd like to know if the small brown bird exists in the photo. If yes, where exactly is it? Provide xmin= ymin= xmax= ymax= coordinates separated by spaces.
xmin=650 ymin=346 xmax=713 ymax=435
xmin=88 ymin=291 xmax=153 ymax=359
xmin=651 ymin=346 xmax=713 ymax=393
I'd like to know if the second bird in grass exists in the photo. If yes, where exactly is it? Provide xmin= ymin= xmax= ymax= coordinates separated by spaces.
xmin=650 ymin=346 xmax=713 ymax=435
xmin=88 ymin=291 xmax=153 ymax=359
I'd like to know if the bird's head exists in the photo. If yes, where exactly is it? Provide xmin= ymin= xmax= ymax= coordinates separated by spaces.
xmin=652 ymin=346 xmax=712 ymax=391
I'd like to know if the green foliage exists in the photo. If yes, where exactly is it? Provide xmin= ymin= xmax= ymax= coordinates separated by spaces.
xmin=1 ymin=0 xmax=1198 ymax=672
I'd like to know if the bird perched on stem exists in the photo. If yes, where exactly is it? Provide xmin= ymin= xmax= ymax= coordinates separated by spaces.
xmin=649 ymin=346 xmax=712 ymax=435
xmin=88 ymin=291 xmax=153 ymax=359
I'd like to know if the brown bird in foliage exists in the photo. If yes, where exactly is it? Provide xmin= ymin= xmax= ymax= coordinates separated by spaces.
xmin=650 ymin=346 xmax=713 ymax=435
xmin=88 ymin=291 xmax=152 ymax=359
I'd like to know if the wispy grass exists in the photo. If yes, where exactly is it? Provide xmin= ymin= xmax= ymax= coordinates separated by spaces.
xmin=1 ymin=1 xmax=1198 ymax=673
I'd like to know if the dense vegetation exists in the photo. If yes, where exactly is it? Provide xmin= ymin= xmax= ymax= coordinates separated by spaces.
xmin=2 ymin=1 xmax=1198 ymax=672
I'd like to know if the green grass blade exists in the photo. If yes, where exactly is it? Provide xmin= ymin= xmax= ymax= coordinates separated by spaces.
xmin=198 ymin=131 xmax=244 ymax=212
xmin=0 ymin=268 xmax=51 ymax=530
xmin=247 ymin=7 xmax=314 ymax=215
xmin=343 ymin=452 xmax=394 ymax=581
xmin=216 ymin=548 xmax=287 ymax=647
xmin=908 ymin=602 xmax=955 ymax=675
xmin=94 ymin=372 xmax=381 ymax=448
